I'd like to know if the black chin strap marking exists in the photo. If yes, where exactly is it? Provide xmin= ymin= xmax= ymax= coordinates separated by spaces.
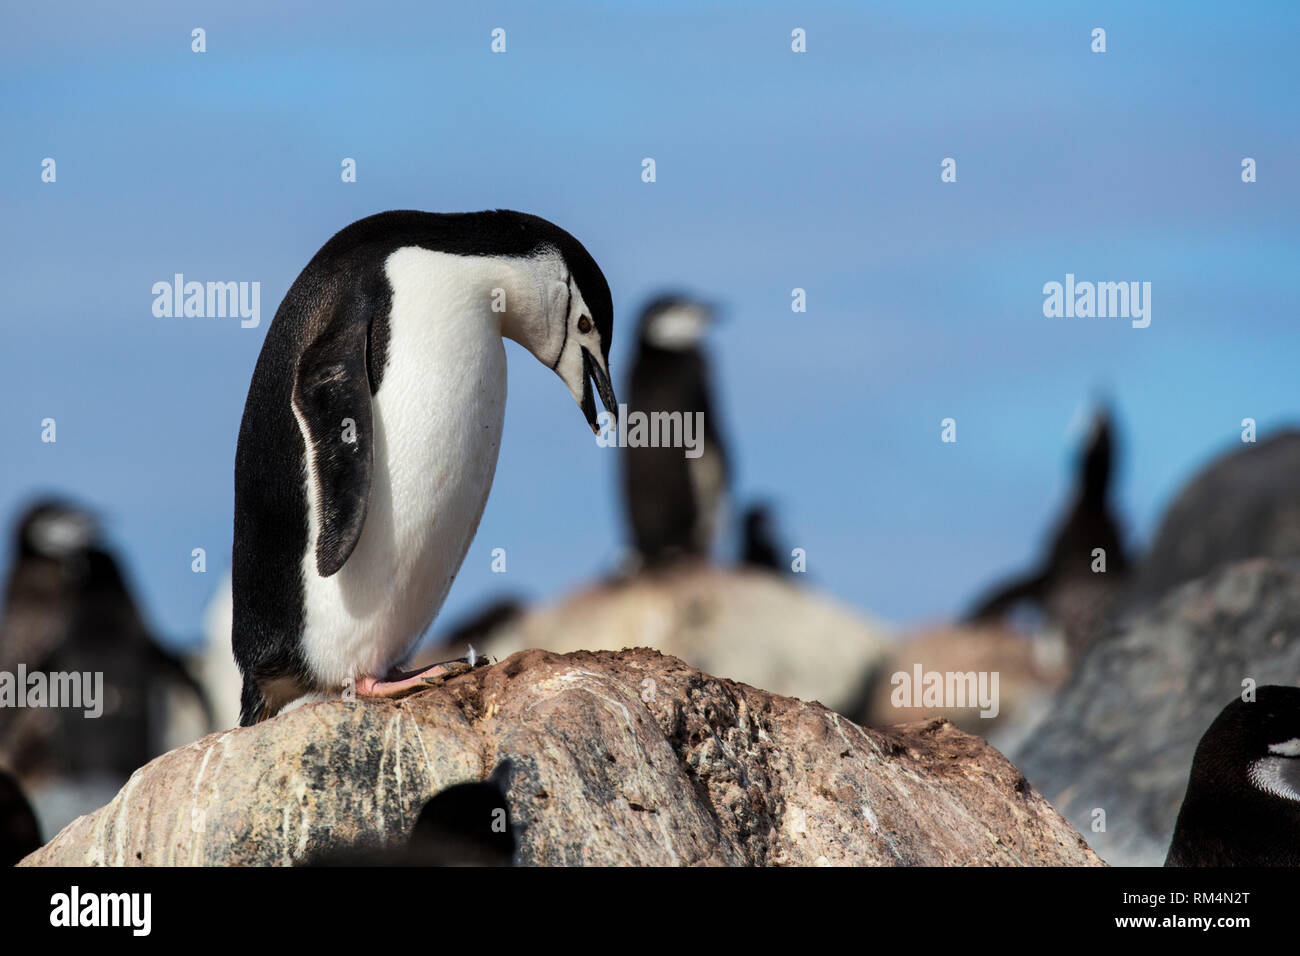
xmin=551 ymin=276 xmax=573 ymax=370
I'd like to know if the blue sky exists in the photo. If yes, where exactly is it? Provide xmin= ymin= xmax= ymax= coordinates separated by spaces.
xmin=2 ymin=2 xmax=1298 ymax=650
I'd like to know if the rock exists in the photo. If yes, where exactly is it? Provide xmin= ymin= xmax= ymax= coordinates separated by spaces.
xmin=1127 ymin=430 xmax=1300 ymax=608
xmin=23 ymin=648 xmax=1099 ymax=867
xmin=1014 ymin=558 xmax=1300 ymax=866
xmin=421 ymin=566 xmax=891 ymax=717
xmin=846 ymin=624 xmax=1069 ymax=757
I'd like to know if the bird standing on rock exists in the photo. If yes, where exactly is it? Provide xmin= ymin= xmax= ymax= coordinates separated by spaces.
xmin=621 ymin=295 xmax=729 ymax=569
xmin=233 ymin=210 xmax=616 ymax=725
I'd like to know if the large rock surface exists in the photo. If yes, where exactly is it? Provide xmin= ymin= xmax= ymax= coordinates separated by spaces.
xmin=24 ymin=648 xmax=1098 ymax=866
xmin=1127 ymin=430 xmax=1300 ymax=608
xmin=847 ymin=624 xmax=1069 ymax=757
xmin=1015 ymin=558 xmax=1300 ymax=866
xmin=423 ymin=567 xmax=891 ymax=717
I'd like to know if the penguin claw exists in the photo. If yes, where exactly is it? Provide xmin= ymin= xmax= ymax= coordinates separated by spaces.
xmin=354 ymin=652 xmax=492 ymax=700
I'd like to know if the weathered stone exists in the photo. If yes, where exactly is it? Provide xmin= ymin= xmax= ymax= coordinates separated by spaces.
xmin=24 ymin=648 xmax=1098 ymax=867
xmin=1015 ymin=558 xmax=1300 ymax=866
xmin=847 ymin=624 xmax=1069 ymax=757
xmin=1127 ymin=430 xmax=1300 ymax=608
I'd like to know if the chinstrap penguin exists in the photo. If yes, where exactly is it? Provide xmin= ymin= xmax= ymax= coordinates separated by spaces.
xmin=0 ymin=499 xmax=211 ymax=779
xmin=233 ymin=210 xmax=615 ymax=725
xmin=621 ymin=295 xmax=729 ymax=569
xmin=0 ymin=501 xmax=99 ymax=691
xmin=1165 ymin=685 xmax=1300 ymax=866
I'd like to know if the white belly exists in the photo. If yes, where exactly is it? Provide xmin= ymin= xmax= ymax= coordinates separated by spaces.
xmin=298 ymin=248 xmax=508 ymax=688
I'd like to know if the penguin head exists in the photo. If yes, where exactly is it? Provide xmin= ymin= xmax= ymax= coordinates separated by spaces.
xmin=408 ymin=758 xmax=517 ymax=866
xmin=1243 ymin=687 xmax=1300 ymax=804
xmin=502 ymin=225 xmax=616 ymax=435
xmin=1079 ymin=405 xmax=1116 ymax=503
xmin=743 ymin=503 xmax=774 ymax=542
xmin=16 ymin=499 xmax=98 ymax=561
xmin=637 ymin=295 xmax=716 ymax=351
xmin=1193 ymin=686 xmax=1300 ymax=804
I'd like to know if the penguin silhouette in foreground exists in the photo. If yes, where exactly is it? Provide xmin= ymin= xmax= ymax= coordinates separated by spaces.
xmin=306 ymin=759 xmax=516 ymax=866
xmin=0 ymin=499 xmax=212 ymax=779
xmin=234 ymin=210 xmax=615 ymax=725
xmin=1166 ymin=686 xmax=1300 ymax=866
xmin=965 ymin=408 xmax=1130 ymax=651
xmin=407 ymin=759 xmax=516 ymax=866
xmin=621 ymin=296 xmax=729 ymax=568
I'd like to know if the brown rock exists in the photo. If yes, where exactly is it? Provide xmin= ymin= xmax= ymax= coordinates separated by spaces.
xmin=22 ymin=648 xmax=1100 ymax=867
xmin=848 ymin=624 xmax=1070 ymax=755
xmin=423 ymin=566 xmax=891 ymax=716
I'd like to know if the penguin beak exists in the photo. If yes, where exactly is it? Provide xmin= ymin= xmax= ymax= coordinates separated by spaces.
xmin=580 ymin=347 xmax=617 ymax=435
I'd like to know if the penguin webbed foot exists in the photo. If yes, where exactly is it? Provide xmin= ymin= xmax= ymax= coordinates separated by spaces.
xmin=356 ymin=648 xmax=490 ymax=700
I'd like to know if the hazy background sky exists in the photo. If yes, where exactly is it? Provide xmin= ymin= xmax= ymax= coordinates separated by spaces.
xmin=2 ymin=2 xmax=1297 ymax=653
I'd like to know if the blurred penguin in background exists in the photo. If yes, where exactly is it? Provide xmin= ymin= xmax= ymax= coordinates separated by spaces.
xmin=740 ymin=502 xmax=788 ymax=574
xmin=622 ymin=296 xmax=731 ymax=570
xmin=0 ymin=499 xmax=212 ymax=787
xmin=964 ymin=407 xmax=1131 ymax=653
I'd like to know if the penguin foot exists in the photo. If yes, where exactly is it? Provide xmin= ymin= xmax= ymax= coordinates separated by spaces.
xmin=355 ymin=649 xmax=490 ymax=700
xmin=355 ymin=663 xmax=469 ymax=699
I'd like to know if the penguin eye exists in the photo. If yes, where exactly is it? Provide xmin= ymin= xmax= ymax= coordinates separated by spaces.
xmin=577 ymin=315 xmax=592 ymax=334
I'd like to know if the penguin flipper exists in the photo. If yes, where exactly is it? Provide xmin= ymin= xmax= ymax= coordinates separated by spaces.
xmin=291 ymin=288 xmax=378 ymax=578
xmin=963 ymin=569 xmax=1049 ymax=623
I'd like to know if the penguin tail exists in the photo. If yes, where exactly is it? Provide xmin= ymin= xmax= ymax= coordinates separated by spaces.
xmin=238 ymin=675 xmax=268 ymax=727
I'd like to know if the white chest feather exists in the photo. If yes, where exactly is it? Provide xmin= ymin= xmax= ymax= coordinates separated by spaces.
xmin=298 ymin=248 xmax=508 ymax=687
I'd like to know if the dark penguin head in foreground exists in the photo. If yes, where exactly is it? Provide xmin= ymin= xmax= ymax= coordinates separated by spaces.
xmin=1165 ymin=685 xmax=1300 ymax=866
xmin=622 ymin=294 xmax=730 ymax=569
xmin=407 ymin=759 xmax=516 ymax=866
xmin=305 ymin=759 xmax=516 ymax=866
xmin=233 ymin=211 xmax=616 ymax=725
